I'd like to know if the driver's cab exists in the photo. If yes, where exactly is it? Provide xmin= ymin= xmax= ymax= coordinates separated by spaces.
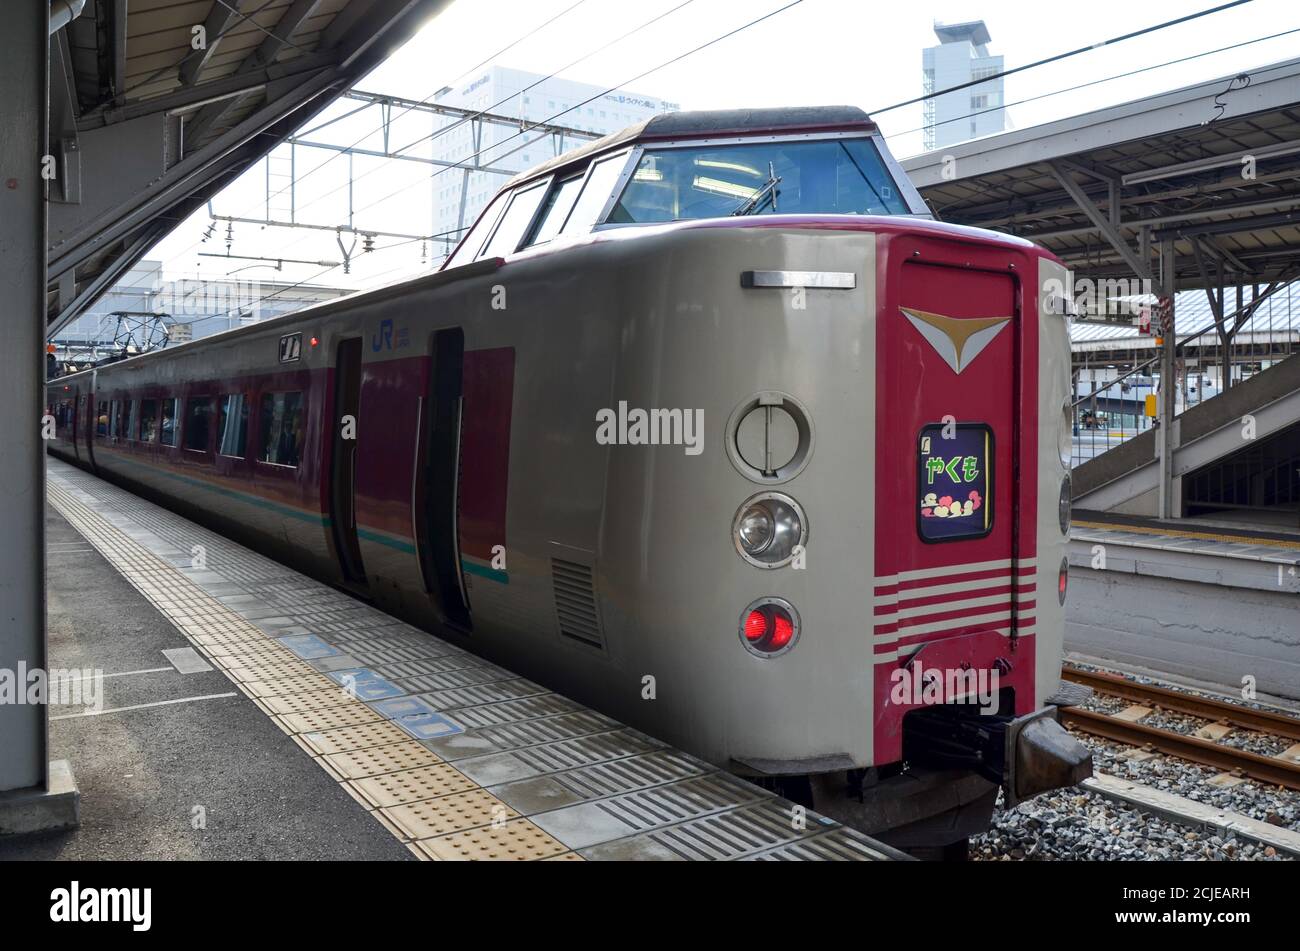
xmin=441 ymin=106 xmax=929 ymax=270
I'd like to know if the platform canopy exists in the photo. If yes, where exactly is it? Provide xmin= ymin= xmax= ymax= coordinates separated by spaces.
xmin=901 ymin=56 xmax=1300 ymax=296
xmin=47 ymin=0 xmax=449 ymax=334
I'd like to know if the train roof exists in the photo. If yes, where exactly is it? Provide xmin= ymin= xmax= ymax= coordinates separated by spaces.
xmin=506 ymin=105 xmax=877 ymax=188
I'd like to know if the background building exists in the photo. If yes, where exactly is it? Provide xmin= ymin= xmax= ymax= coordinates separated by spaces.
xmin=921 ymin=20 xmax=1007 ymax=151
xmin=50 ymin=260 xmax=350 ymax=370
xmin=429 ymin=66 xmax=679 ymax=252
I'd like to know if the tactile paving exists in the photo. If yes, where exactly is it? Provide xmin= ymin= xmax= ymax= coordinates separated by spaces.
xmin=301 ymin=720 xmax=414 ymax=755
xmin=278 ymin=704 xmax=383 ymax=734
xmin=415 ymin=819 xmax=569 ymax=861
xmin=323 ymin=742 xmax=442 ymax=779
xmin=350 ymin=764 xmax=480 ymax=809
xmin=382 ymin=789 xmax=518 ymax=839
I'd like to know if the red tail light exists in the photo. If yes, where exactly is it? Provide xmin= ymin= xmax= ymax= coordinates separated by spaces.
xmin=1058 ymin=557 xmax=1069 ymax=605
xmin=739 ymin=599 xmax=800 ymax=657
xmin=771 ymin=613 xmax=794 ymax=649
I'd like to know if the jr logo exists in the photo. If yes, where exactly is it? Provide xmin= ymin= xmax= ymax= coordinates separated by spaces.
xmin=372 ymin=319 xmax=394 ymax=352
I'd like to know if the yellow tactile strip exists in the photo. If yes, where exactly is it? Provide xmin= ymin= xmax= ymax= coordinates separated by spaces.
xmin=46 ymin=475 xmax=581 ymax=861
xmin=1073 ymin=519 xmax=1300 ymax=552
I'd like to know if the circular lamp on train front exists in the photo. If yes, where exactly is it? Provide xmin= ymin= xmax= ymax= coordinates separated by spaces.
xmin=732 ymin=492 xmax=807 ymax=568
xmin=1059 ymin=397 xmax=1073 ymax=470
xmin=1058 ymin=475 xmax=1072 ymax=535
xmin=739 ymin=597 xmax=801 ymax=657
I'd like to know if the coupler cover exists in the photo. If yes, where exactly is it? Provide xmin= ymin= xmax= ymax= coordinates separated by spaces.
xmin=1003 ymin=707 xmax=1093 ymax=808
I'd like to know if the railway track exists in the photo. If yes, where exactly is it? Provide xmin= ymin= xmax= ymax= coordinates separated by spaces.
xmin=1059 ymin=666 xmax=1300 ymax=791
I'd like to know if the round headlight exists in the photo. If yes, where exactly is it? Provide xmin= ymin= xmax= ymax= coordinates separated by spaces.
xmin=733 ymin=492 xmax=807 ymax=568
xmin=737 ymin=507 xmax=775 ymax=555
xmin=1059 ymin=475 xmax=1072 ymax=535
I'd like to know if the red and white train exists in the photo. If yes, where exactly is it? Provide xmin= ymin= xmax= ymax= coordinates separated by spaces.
xmin=48 ymin=107 xmax=1089 ymax=854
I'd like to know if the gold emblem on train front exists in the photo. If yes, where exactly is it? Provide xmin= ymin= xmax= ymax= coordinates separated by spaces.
xmin=900 ymin=307 xmax=1012 ymax=374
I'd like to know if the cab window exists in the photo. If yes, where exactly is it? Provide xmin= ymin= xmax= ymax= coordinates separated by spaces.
xmin=561 ymin=152 xmax=630 ymax=236
xmin=608 ymin=137 xmax=910 ymax=223
xmin=527 ymin=174 xmax=584 ymax=246
xmin=480 ymin=179 xmax=550 ymax=258
xmin=443 ymin=191 xmax=508 ymax=269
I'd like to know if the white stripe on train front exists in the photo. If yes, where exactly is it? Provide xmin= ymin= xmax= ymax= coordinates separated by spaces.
xmin=873 ymin=556 xmax=1037 ymax=589
xmin=872 ymin=626 xmax=1037 ymax=664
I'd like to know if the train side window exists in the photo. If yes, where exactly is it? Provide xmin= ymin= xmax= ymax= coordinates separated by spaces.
xmin=159 ymin=399 xmax=179 ymax=447
xmin=526 ymin=174 xmax=583 ymax=247
xmin=95 ymin=400 xmax=108 ymax=437
xmin=479 ymin=179 xmax=550 ymax=259
xmin=110 ymin=400 xmax=123 ymax=440
xmin=443 ymin=191 xmax=508 ymax=270
xmin=139 ymin=400 xmax=158 ymax=442
xmin=561 ymin=151 xmax=631 ymax=236
xmin=127 ymin=400 xmax=140 ymax=441
xmin=184 ymin=398 xmax=213 ymax=452
xmin=258 ymin=391 xmax=303 ymax=468
xmin=217 ymin=394 xmax=249 ymax=458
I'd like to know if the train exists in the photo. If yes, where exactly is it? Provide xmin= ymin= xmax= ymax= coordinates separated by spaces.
xmin=47 ymin=106 xmax=1091 ymax=856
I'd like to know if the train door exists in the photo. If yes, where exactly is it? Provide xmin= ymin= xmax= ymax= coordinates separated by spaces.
xmin=417 ymin=328 xmax=472 ymax=631
xmin=872 ymin=251 xmax=1036 ymax=763
xmin=330 ymin=338 xmax=367 ymax=586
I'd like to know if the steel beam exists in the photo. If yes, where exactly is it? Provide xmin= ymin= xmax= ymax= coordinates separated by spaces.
xmin=110 ymin=0 xmax=127 ymax=104
xmin=78 ymin=51 xmax=336 ymax=130
xmin=1048 ymin=161 xmax=1154 ymax=283
xmin=182 ymin=0 xmax=325 ymax=146
xmin=49 ymin=68 xmax=339 ymax=277
xmin=181 ymin=2 xmax=242 ymax=86
xmin=1158 ymin=238 xmax=1179 ymax=519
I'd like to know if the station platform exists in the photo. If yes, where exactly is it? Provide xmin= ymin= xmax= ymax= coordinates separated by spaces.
xmin=7 ymin=459 xmax=903 ymax=862
xmin=1069 ymin=510 xmax=1300 ymax=593
xmin=1065 ymin=510 xmax=1300 ymax=705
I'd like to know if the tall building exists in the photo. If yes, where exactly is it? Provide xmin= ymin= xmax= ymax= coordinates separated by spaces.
xmin=921 ymin=20 xmax=1006 ymax=151
xmin=429 ymin=66 xmax=679 ymax=257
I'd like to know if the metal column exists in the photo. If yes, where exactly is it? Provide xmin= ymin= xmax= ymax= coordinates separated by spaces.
xmin=0 ymin=0 xmax=78 ymax=833
xmin=1157 ymin=238 xmax=1180 ymax=519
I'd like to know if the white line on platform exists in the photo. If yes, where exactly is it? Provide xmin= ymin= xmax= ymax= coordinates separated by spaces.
xmin=51 ymin=692 xmax=239 ymax=720
xmin=56 ymin=666 xmax=175 ymax=682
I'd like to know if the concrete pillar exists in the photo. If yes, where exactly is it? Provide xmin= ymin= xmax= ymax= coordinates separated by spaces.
xmin=0 ymin=0 xmax=78 ymax=835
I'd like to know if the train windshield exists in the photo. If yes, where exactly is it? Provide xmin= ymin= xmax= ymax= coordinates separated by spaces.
xmin=607 ymin=137 xmax=910 ymax=223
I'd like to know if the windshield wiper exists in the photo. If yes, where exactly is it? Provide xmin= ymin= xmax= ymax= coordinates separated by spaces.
xmin=732 ymin=162 xmax=781 ymax=216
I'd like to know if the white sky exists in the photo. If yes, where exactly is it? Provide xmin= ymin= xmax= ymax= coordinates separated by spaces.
xmin=148 ymin=0 xmax=1300 ymax=299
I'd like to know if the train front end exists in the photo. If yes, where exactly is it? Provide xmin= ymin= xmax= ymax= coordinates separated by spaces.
xmin=444 ymin=106 xmax=1091 ymax=853
xmin=570 ymin=112 xmax=1089 ymax=851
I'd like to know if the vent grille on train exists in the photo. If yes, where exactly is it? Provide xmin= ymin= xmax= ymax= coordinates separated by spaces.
xmin=551 ymin=558 xmax=604 ymax=648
